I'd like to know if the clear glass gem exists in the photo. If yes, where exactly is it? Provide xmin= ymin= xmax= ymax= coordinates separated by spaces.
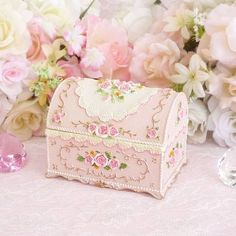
xmin=0 ymin=133 xmax=27 ymax=173
xmin=218 ymin=147 xmax=236 ymax=187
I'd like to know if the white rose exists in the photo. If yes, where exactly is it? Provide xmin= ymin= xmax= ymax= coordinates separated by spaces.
xmin=0 ymin=0 xmax=32 ymax=57
xmin=0 ymin=92 xmax=13 ymax=126
xmin=99 ymin=0 xmax=154 ymax=42
xmin=2 ymin=98 xmax=46 ymax=141
xmin=208 ymin=96 xmax=236 ymax=147
xmin=188 ymin=99 xmax=209 ymax=144
xmin=123 ymin=7 xmax=153 ymax=43
xmin=26 ymin=0 xmax=78 ymax=38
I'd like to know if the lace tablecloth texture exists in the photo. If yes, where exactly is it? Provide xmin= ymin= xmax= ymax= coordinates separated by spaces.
xmin=1 ymin=137 xmax=236 ymax=236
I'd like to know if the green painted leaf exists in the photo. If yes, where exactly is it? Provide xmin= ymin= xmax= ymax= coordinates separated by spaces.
xmin=105 ymin=152 xmax=112 ymax=159
xmin=104 ymin=166 xmax=111 ymax=170
xmin=119 ymin=163 xmax=128 ymax=169
xmin=77 ymin=156 xmax=85 ymax=162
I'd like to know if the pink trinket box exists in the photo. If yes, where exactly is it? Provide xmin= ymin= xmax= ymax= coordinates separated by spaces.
xmin=46 ymin=78 xmax=188 ymax=199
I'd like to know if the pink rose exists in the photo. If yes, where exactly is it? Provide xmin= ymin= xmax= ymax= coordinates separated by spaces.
xmin=58 ymin=57 xmax=82 ymax=78
xmin=27 ymin=19 xmax=51 ymax=62
xmin=88 ymin=123 xmax=97 ymax=134
xmin=109 ymin=126 xmax=119 ymax=137
xmin=84 ymin=15 xmax=132 ymax=80
xmin=85 ymin=155 xmax=94 ymax=165
xmin=109 ymin=159 xmax=119 ymax=169
xmin=147 ymin=128 xmax=158 ymax=139
xmin=0 ymin=56 xmax=30 ymax=101
xmin=96 ymin=124 xmax=109 ymax=138
xmin=94 ymin=154 xmax=108 ymax=167
xmin=118 ymin=82 xmax=131 ymax=94
xmin=129 ymin=33 xmax=179 ymax=87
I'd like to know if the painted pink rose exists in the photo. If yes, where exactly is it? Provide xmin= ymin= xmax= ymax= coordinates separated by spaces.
xmin=147 ymin=128 xmax=158 ymax=139
xmin=88 ymin=123 xmax=97 ymax=134
xmin=27 ymin=19 xmax=51 ymax=62
xmin=85 ymin=155 xmax=94 ymax=165
xmin=94 ymin=154 xmax=108 ymax=167
xmin=96 ymin=124 xmax=109 ymax=138
xmin=109 ymin=159 xmax=119 ymax=169
xmin=109 ymin=126 xmax=119 ymax=137
xmin=118 ymin=82 xmax=131 ymax=94
xmin=99 ymin=80 xmax=112 ymax=90
xmin=52 ymin=111 xmax=65 ymax=123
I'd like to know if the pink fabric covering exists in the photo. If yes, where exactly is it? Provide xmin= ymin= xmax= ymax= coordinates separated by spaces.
xmin=0 ymin=137 xmax=236 ymax=236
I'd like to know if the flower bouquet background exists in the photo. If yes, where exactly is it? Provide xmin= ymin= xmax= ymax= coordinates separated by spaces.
xmin=0 ymin=0 xmax=236 ymax=147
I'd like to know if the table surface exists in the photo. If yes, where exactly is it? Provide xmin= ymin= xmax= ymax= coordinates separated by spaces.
xmin=1 ymin=137 xmax=236 ymax=236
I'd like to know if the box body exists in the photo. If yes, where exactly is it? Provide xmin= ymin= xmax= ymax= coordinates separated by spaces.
xmin=46 ymin=78 xmax=188 ymax=199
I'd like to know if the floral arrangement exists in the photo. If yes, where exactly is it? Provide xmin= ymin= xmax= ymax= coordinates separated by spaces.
xmin=0 ymin=0 xmax=236 ymax=147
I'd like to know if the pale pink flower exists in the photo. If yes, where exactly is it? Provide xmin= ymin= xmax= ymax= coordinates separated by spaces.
xmin=109 ymin=159 xmax=119 ymax=169
xmin=147 ymin=128 xmax=158 ymax=139
xmin=88 ymin=123 xmax=97 ymax=134
xmin=64 ymin=22 xmax=86 ymax=56
xmin=109 ymin=126 xmax=119 ymax=137
xmin=58 ymin=57 xmax=82 ymax=78
xmin=80 ymin=48 xmax=105 ymax=78
xmin=96 ymin=124 xmax=109 ymax=138
xmin=0 ymin=56 xmax=30 ymax=101
xmin=52 ymin=111 xmax=65 ymax=123
xmin=130 ymin=33 xmax=180 ymax=87
xmin=27 ymin=18 xmax=51 ymax=62
xmin=85 ymin=15 xmax=132 ymax=80
xmin=98 ymin=80 xmax=112 ymax=90
xmin=204 ymin=4 xmax=236 ymax=67
xmin=94 ymin=154 xmax=108 ymax=167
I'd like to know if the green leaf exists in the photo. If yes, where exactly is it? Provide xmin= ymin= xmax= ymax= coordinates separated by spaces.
xmin=105 ymin=152 xmax=112 ymax=159
xmin=80 ymin=0 xmax=96 ymax=19
xmin=77 ymin=156 xmax=85 ymax=162
xmin=104 ymin=166 xmax=111 ymax=170
xmin=172 ymin=83 xmax=184 ymax=92
xmin=154 ymin=0 xmax=161 ymax=4
xmin=119 ymin=163 xmax=128 ymax=170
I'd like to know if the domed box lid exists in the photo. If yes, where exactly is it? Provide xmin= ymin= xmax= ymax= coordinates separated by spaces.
xmin=46 ymin=77 xmax=188 ymax=154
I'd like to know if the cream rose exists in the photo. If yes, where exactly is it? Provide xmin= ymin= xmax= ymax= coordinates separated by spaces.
xmin=26 ymin=0 xmax=78 ymax=38
xmin=188 ymin=99 xmax=209 ymax=144
xmin=2 ymin=98 xmax=46 ymax=141
xmin=0 ymin=92 xmax=12 ymax=126
xmin=208 ymin=96 xmax=236 ymax=147
xmin=0 ymin=0 xmax=32 ymax=57
xmin=209 ymin=64 xmax=236 ymax=111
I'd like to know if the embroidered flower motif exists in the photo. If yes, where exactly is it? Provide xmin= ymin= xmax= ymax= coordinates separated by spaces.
xmin=96 ymin=124 xmax=109 ymax=138
xmin=52 ymin=110 xmax=65 ymax=123
xmin=77 ymin=150 xmax=128 ymax=171
xmin=109 ymin=126 xmax=119 ymax=137
xmin=97 ymin=79 xmax=142 ymax=103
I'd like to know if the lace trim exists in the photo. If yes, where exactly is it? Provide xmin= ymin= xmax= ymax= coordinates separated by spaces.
xmin=75 ymin=79 xmax=158 ymax=122
xmin=46 ymin=128 xmax=165 ymax=154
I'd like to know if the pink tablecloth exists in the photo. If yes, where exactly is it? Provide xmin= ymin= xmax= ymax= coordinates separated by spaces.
xmin=1 ymin=138 xmax=236 ymax=236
